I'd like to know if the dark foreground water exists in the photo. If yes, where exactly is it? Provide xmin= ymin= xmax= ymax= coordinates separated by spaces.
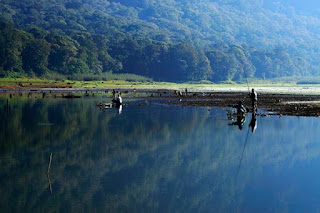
xmin=1 ymin=95 xmax=320 ymax=212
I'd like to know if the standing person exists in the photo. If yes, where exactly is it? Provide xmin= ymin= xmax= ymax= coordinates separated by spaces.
xmin=117 ymin=93 xmax=122 ymax=104
xmin=250 ymin=88 xmax=257 ymax=113
xmin=112 ymin=93 xmax=122 ymax=106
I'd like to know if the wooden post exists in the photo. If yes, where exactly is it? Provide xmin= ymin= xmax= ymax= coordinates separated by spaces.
xmin=46 ymin=153 xmax=53 ymax=194
xmin=47 ymin=153 xmax=52 ymax=175
xmin=6 ymin=99 xmax=9 ymax=114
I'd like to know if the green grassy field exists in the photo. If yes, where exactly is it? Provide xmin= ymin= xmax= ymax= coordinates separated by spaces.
xmin=0 ymin=77 xmax=293 ymax=89
xmin=2 ymin=77 xmax=320 ymax=95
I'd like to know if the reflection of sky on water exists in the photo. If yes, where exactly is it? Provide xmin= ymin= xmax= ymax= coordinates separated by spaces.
xmin=1 ymin=96 xmax=320 ymax=212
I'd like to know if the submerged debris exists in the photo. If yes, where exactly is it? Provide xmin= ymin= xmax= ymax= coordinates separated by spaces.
xmin=164 ymin=92 xmax=320 ymax=117
xmin=62 ymin=94 xmax=81 ymax=99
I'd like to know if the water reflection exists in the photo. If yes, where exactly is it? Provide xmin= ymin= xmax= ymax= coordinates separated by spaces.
xmin=228 ymin=111 xmax=258 ymax=133
xmin=117 ymin=105 xmax=122 ymax=114
xmin=249 ymin=113 xmax=257 ymax=133
xmin=1 ymin=96 xmax=320 ymax=212
xmin=97 ymin=101 xmax=123 ymax=114
xmin=229 ymin=115 xmax=246 ymax=130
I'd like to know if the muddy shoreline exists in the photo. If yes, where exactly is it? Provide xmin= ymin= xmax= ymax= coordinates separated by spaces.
xmin=3 ymin=87 xmax=320 ymax=117
xmin=153 ymin=92 xmax=320 ymax=117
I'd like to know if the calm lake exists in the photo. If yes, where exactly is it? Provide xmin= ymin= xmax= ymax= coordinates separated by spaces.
xmin=1 ymin=94 xmax=320 ymax=212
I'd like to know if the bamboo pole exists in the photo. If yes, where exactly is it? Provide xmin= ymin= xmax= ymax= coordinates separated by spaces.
xmin=47 ymin=153 xmax=52 ymax=174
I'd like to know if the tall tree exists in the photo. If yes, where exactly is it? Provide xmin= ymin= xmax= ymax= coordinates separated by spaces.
xmin=22 ymin=39 xmax=51 ymax=75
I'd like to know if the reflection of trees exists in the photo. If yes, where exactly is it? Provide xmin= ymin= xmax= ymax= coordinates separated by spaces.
xmin=1 ymin=96 xmax=320 ymax=212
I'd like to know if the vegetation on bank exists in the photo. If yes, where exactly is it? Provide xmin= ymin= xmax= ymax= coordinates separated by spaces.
xmin=2 ymin=77 xmax=320 ymax=92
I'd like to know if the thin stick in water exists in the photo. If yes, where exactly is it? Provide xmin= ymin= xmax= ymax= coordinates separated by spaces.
xmin=47 ymin=153 xmax=52 ymax=174
xmin=47 ymin=173 xmax=53 ymax=194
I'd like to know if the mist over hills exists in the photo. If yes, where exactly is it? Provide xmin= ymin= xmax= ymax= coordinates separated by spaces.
xmin=266 ymin=0 xmax=320 ymax=13
xmin=1 ymin=0 xmax=320 ymax=82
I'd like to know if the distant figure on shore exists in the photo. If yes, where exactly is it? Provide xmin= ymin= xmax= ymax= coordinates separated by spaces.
xmin=233 ymin=101 xmax=246 ymax=117
xmin=185 ymin=88 xmax=188 ymax=96
xmin=250 ymin=88 xmax=258 ymax=113
xmin=229 ymin=101 xmax=246 ymax=130
xmin=112 ymin=89 xmax=116 ymax=98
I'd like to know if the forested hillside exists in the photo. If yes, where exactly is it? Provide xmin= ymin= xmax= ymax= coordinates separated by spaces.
xmin=0 ymin=0 xmax=320 ymax=82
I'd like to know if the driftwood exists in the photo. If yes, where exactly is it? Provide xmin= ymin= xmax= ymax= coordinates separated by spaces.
xmin=97 ymin=102 xmax=113 ymax=108
xmin=62 ymin=94 xmax=81 ymax=99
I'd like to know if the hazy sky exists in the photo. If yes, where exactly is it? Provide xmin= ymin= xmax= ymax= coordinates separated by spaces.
xmin=272 ymin=0 xmax=320 ymax=11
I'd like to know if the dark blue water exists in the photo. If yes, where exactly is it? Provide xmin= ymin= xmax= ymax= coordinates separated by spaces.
xmin=1 ymin=95 xmax=320 ymax=212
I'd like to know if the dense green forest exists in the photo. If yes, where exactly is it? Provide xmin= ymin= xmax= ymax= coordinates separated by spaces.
xmin=0 ymin=0 xmax=320 ymax=82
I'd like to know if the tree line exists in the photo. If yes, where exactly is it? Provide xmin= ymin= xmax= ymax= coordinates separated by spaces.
xmin=0 ymin=19 xmax=313 ymax=82
xmin=0 ymin=0 xmax=318 ymax=82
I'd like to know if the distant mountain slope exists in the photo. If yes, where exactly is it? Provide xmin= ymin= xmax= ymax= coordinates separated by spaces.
xmin=3 ymin=0 xmax=320 ymax=49
xmin=0 ymin=0 xmax=320 ymax=81
xmin=98 ymin=0 xmax=320 ymax=50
